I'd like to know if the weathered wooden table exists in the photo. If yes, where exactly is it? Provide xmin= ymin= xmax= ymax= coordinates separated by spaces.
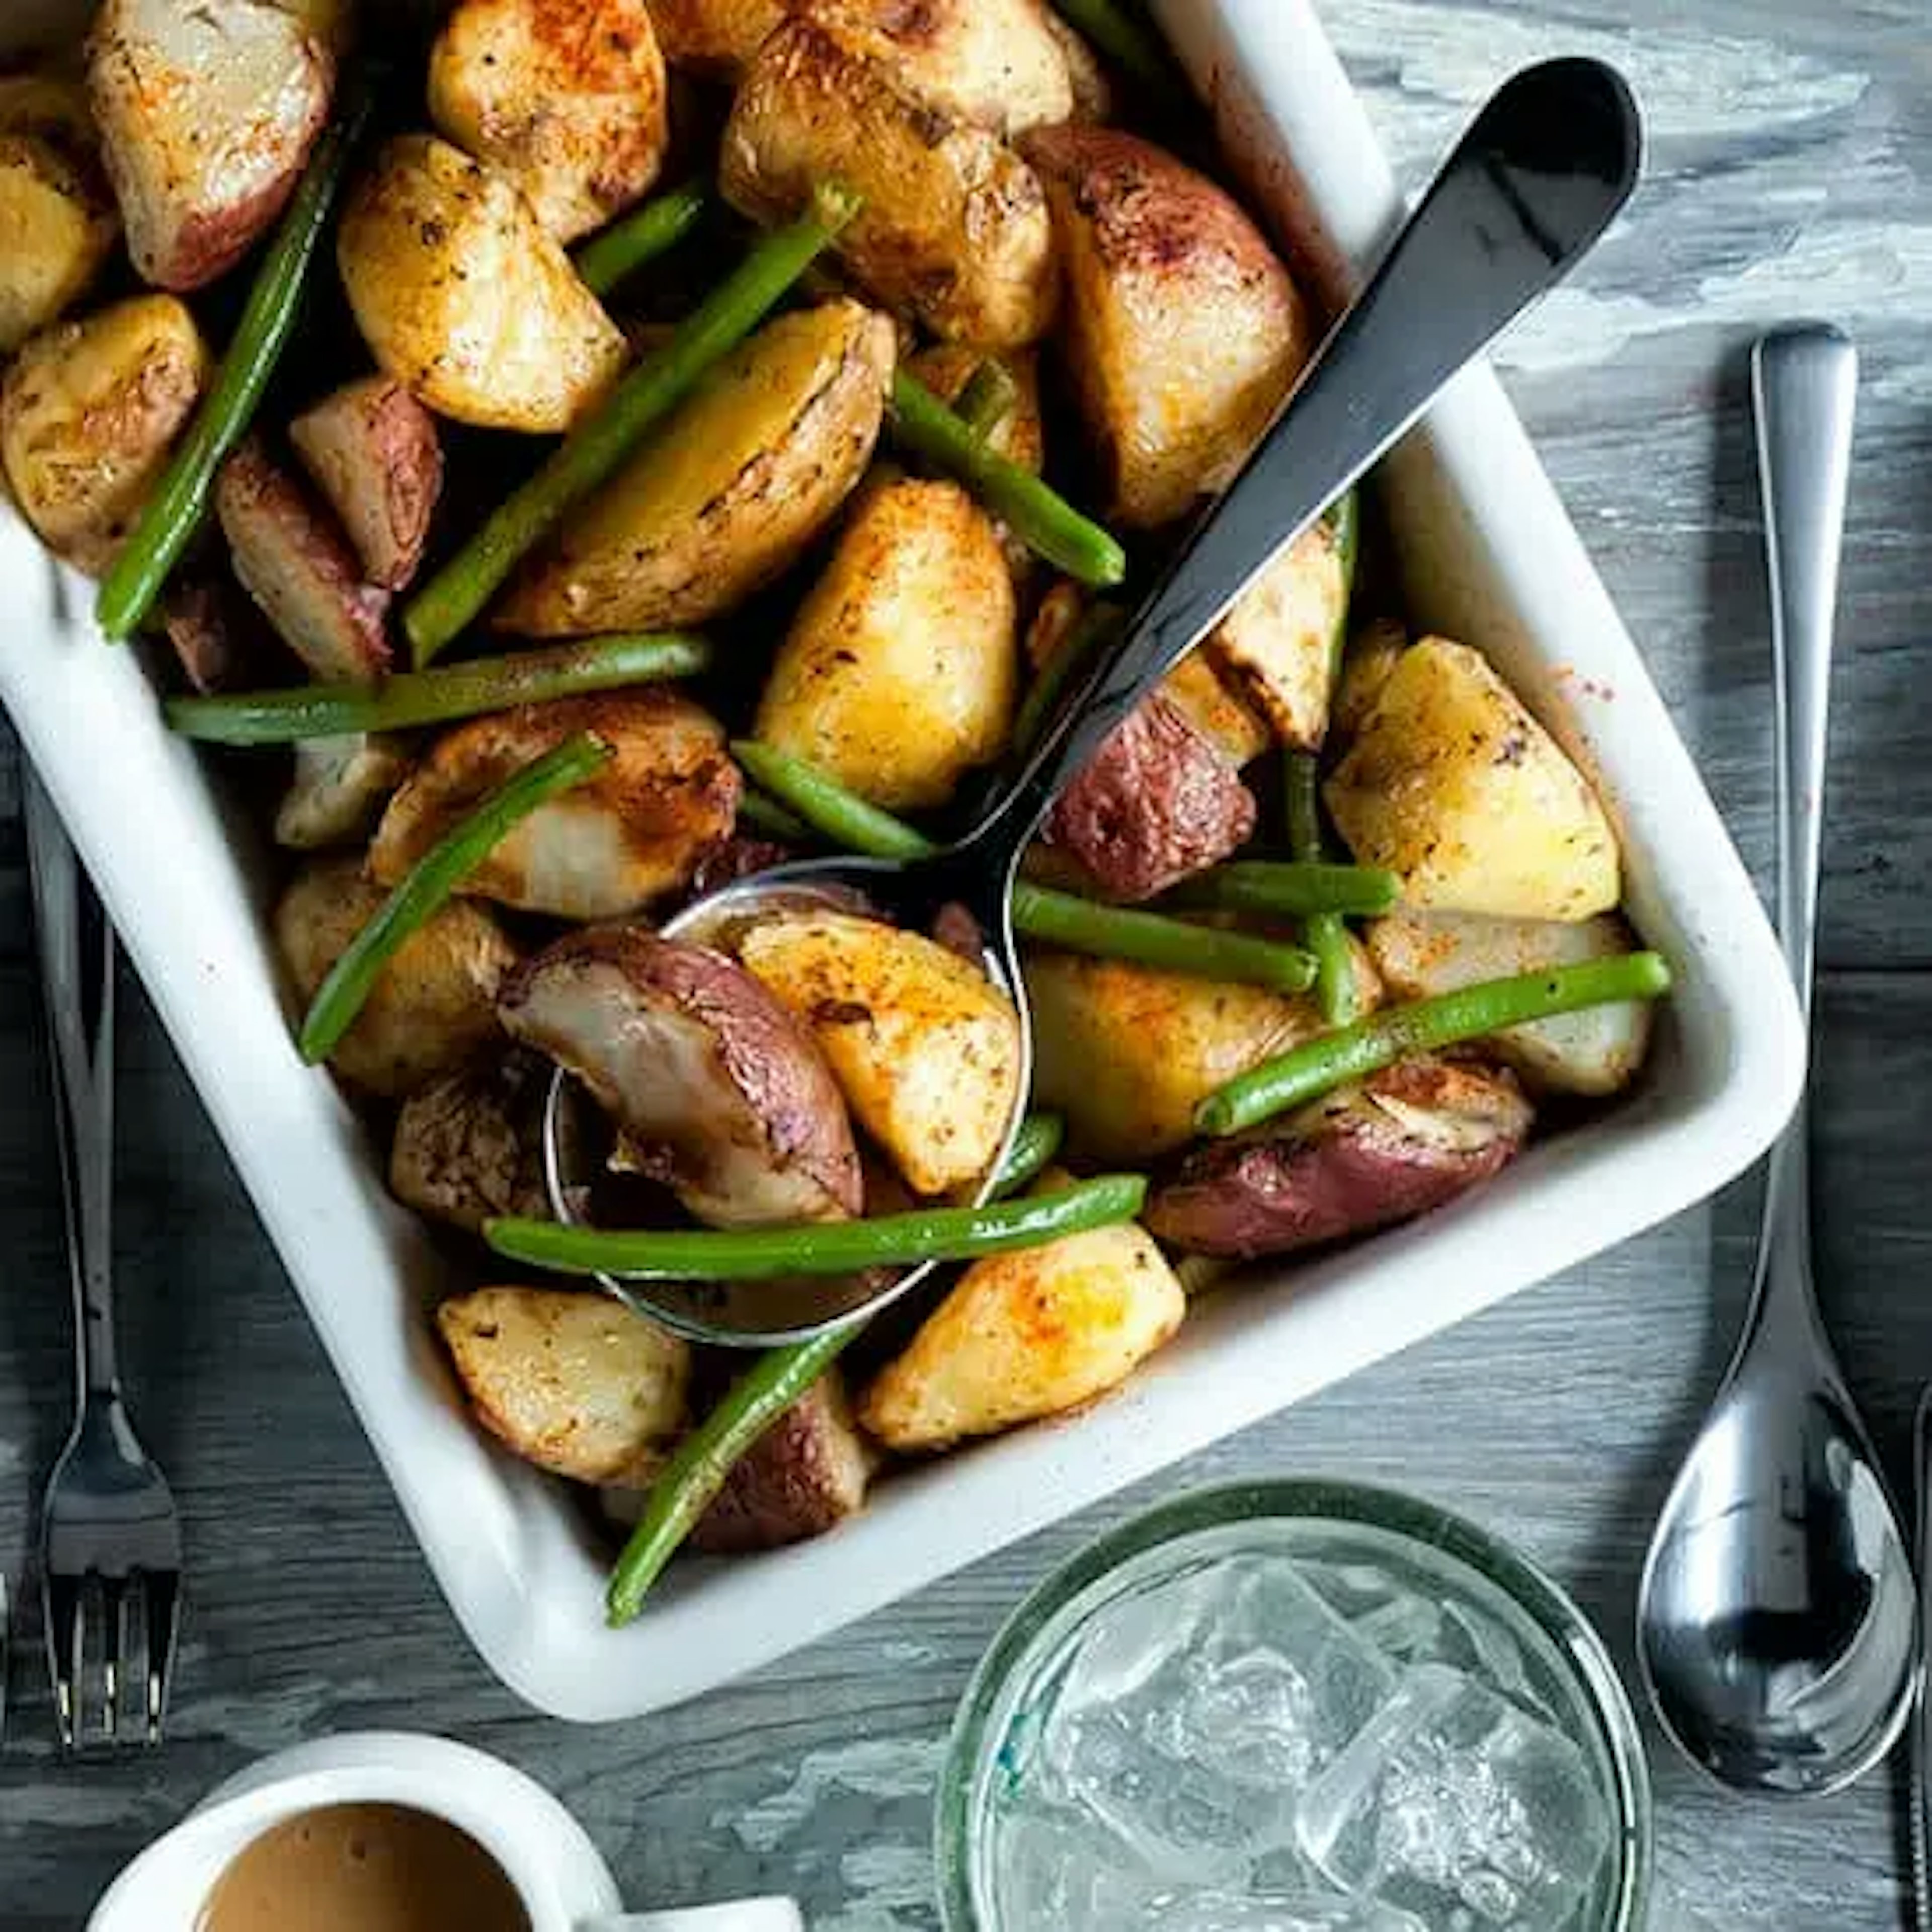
xmin=1 ymin=2 xmax=1927 ymax=1924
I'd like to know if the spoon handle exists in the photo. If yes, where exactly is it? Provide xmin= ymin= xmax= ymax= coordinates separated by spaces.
xmin=1754 ymin=324 xmax=1858 ymax=1019
xmin=1746 ymin=325 xmax=1856 ymax=1337
xmin=968 ymin=56 xmax=1642 ymax=863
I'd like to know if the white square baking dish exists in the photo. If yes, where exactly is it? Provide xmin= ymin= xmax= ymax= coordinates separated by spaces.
xmin=0 ymin=0 xmax=1803 ymax=1720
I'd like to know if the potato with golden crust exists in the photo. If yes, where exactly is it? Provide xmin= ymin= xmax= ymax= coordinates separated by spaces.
xmin=370 ymin=691 xmax=740 ymax=920
xmin=390 ymin=1052 xmax=554 ymax=1232
xmin=1 ymin=294 xmax=209 ymax=574
xmin=1022 ymin=123 xmax=1314 ymax=528
xmin=721 ymin=18 xmax=1057 ymax=348
xmin=1025 ymin=948 xmax=1380 ymax=1164
xmin=1325 ymin=637 xmax=1621 ymax=921
xmin=438 ymin=1285 xmax=689 ymax=1485
xmin=289 ymin=377 xmax=444 ymax=591
xmin=755 ymin=477 xmax=1017 ymax=811
xmin=1331 ymin=616 xmax=1408 ymax=746
xmin=1206 ymin=515 xmax=1352 ymax=752
xmin=0 ymin=131 xmax=118 ymax=353
xmin=87 ymin=0 xmax=333 ymax=291
xmin=274 ymin=732 xmax=412 ymax=850
xmin=740 ymin=908 xmax=1024 ymax=1195
xmin=500 ymin=926 xmax=863 ymax=1229
xmin=1365 ymin=909 xmax=1655 ymax=1097
xmin=274 ymin=857 xmax=517 ymax=1097
xmin=337 ymin=133 xmax=626 ymax=433
xmin=645 ymin=0 xmax=787 ymax=72
xmin=859 ymin=1170 xmax=1185 ymax=1453
xmin=429 ymin=0 xmax=668 ymax=243
xmin=498 ymin=300 xmax=894 ymax=635
xmin=216 ymin=438 xmax=392 ymax=683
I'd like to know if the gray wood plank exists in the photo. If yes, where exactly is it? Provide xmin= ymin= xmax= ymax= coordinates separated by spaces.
xmin=1 ymin=0 xmax=1928 ymax=1925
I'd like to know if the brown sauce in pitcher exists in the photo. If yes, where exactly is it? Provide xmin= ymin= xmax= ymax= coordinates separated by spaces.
xmin=197 ymin=1803 xmax=531 ymax=1932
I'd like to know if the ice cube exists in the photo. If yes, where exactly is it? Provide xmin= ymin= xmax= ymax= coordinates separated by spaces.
xmin=990 ymin=1804 xmax=1162 ymax=1924
xmin=1296 ymin=1663 xmax=1612 ymax=1930
xmin=1032 ymin=1555 xmax=1401 ymax=1881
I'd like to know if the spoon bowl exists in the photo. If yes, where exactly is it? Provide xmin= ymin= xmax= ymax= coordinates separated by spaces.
xmin=541 ymin=57 xmax=1644 ymax=1345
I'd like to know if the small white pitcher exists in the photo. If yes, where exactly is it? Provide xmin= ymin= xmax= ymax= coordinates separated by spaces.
xmin=87 ymin=1731 xmax=802 ymax=1932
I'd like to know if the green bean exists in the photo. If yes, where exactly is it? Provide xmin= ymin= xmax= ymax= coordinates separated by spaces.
xmin=606 ymin=1321 xmax=851 ymax=1623
xmin=993 ymin=1112 xmax=1065 ymax=1194
xmin=1178 ymin=859 xmax=1400 ymax=920
xmin=573 ymin=180 xmax=708 ymax=299
xmin=1010 ymin=603 xmax=1122 ymax=758
xmin=1013 ymin=882 xmax=1314 ymax=991
xmin=889 ymin=372 xmax=1126 ymax=588
xmin=1046 ymin=0 xmax=1188 ymax=107
xmin=730 ymin=740 xmax=934 ymax=861
xmin=601 ymin=1106 xmax=1066 ymax=1624
xmin=165 ymin=633 xmax=710 ymax=743
xmin=732 ymin=740 xmax=1317 ymax=990
xmin=1284 ymin=753 xmax=1356 ymax=1025
xmin=736 ymin=788 xmax=814 ymax=843
xmin=405 ymin=183 xmax=863 ymax=666
xmin=298 ymin=733 xmax=610 ymax=1064
xmin=487 ymin=1173 xmax=1148 ymax=1279
xmin=95 ymin=86 xmax=370 ymax=641
xmin=953 ymin=357 xmax=1020 ymax=439
xmin=1195 ymin=952 xmax=1674 ymax=1136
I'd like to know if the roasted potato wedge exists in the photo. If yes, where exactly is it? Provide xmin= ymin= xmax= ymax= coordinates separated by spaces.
xmin=755 ymin=477 xmax=1017 ymax=810
xmin=1146 ymin=1058 xmax=1533 ymax=1258
xmin=391 ymin=1052 xmax=554 ymax=1232
xmin=160 ymin=576 xmax=273 ymax=694
xmin=289 ymin=377 xmax=444 ymax=591
xmin=1042 ymin=694 xmax=1256 ymax=902
xmin=1325 ymin=637 xmax=1621 ymax=920
xmin=274 ymin=732 xmax=412 ymax=849
xmin=216 ymin=438 xmax=392 ymax=683
xmin=645 ymin=0 xmax=787 ymax=72
xmin=438 ymin=1285 xmax=689 ymax=1485
xmin=87 ymin=0 xmax=333 ymax=290
xmin=0 ymin=131 xmax=118 ymax=353
xmin=1206 ymin=515 xmax=1351 ymax=751
xmin=498 ymin=299 xmax=894 ymax=635
xmin=274 ymin=856 xmax=517 ymax=1097
xmin=337 ymin=132 xmax=626 ymax=433
xmin=1332 ymin=617 xmax=1408 ymax=746
xmin=859 ymin=1170 xmax=1185 ymax=1453
xmin=1365 ymin=909 xmax=1655 ymax=1096
xmin=740 ymin=908 xmax=1024 ymax=1195
xmin=500 ymin=926 xmax=863 ymax=1228
xmin=1022 ymin=124 xmax=1314 ymax=528
xmin=689 ymin=1367 xmax=876 ymax=1552
xmin=371 ymin=691 xmax=739 ymax=920
xmin=429 ymin=0 xmax=668 ymax=242
xmin=1025 ymin=948 xmax=1379 ymax=1164
xmin=905 ymin=343 xmax=1043 ymax=474
xmin=1040 ymin=9 xmax=1112 ymax=121
xmin=1 ymin=294 xmax=209 ymax=574
xmin=721 ymin=18 xmax=1057 ymax=347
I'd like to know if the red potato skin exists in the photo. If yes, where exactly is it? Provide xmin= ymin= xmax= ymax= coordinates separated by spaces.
xmin=159 ymin=575 xmax=274 ymax=694
xmin=215 ymin=438 xmax=391 ymax=683
xmin=689 ymin=1369 xmax=875 ymax=1553
xmin=290 ymin=377 xmax=445 ymax=590
xmin=499 ymin=925 xmax=864 ymax=1224
xmin=1043 ymin=692 xmax=1257 ymax=901
xmin=1146 ymin=1058 xmax=1532 ymax=1259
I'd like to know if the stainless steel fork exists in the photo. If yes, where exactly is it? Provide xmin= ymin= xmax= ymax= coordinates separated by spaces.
xmin=25 ymin=766 xmax=182 ymax=1748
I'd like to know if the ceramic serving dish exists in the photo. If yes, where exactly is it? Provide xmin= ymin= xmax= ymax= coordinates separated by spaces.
xmin=0 ymin=0 xmax=1803 ymax=1720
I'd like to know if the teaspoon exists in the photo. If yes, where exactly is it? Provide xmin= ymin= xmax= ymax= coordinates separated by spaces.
xmin=545 ymin=57 xmax=1644 ymax=1345
xmin=1636 ymin=324 xmax=1918 ymax=1794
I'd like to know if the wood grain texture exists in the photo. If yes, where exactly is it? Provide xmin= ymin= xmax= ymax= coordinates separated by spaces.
xmin=1 ymin=1 xmax=1928 ymax=1924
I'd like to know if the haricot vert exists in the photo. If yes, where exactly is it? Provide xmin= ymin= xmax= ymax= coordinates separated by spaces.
xmin=404 ymin=182 xmax=864 ymax=664
xmin=1195 ymin=952 xmax=1676 ymax=1136
xmin=95 ymin=82 xmax=372 ymax=641
xmin=571 ymin=180 xmax=708 ymax=299
xmin=298 ymin=733 xmax=611 ymax=1063
xmin=730 ymin=741 xmax=1317 ymax=992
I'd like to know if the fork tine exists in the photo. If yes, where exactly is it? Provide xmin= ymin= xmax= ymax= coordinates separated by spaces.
xmin=141 ymin=1571 xmax=180 ymax=1745
xmin=43 ymin=1570 xmax=82 ymax=1750
xmin=99 ymin=1574 xmax=128 ymax=1745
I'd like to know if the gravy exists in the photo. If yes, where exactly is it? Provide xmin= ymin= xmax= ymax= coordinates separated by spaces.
xmin=197 ymin=1803 xmax=530 ymax=1932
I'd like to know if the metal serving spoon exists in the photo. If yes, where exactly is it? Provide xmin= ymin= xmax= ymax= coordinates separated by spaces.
xmin=1636 ymin=325 xmax=1917 ymax=1795
xmin=543 ymin=56 xmax=1644 ymax=1345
